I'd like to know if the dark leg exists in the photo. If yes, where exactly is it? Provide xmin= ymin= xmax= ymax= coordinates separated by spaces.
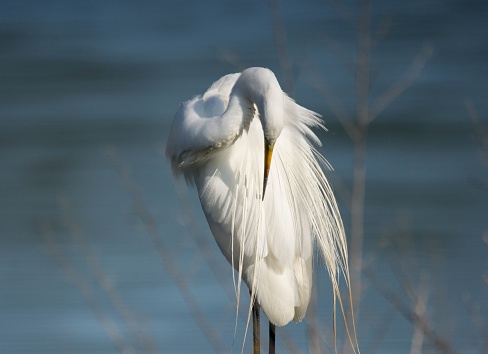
xmin=269 ymin=322 xmax=275 ymax=354
xmin=252 ymin=298 xmax=260 ymax=354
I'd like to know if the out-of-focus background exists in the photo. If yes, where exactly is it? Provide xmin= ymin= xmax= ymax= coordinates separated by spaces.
xmin=1 ymin=0 xmax=487 ymax=353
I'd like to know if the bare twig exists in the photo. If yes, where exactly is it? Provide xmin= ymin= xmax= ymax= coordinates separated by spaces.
xmin=409 ymin=274 xmax=429 ymax=354
xmin=465 ymin=99 xmax=488 ymax=189
xmin=462 ymin=292 xmax=488 ymax=354
xmin=346 ymin=2 xmax=373 ymax=337
xmin=59 ymin=197 xmax=161 ymax=354
xmin=106 ymin=147 xmax=227 ymax=354
xmin=219 ymin=50 xmax=248 ymax=72
xmin=305 ymin=279 xmax=326 ymax=354
xmin=387 ymin=224 xmax=420 ymax=304
xmin=41 ymin=220 xmax=137 ymax=354
xmin=308 ymin=64 xmax=357 ymax=141
xmin=362 ymin=307 xmax=396 ymax=354
xmin=327 ymin=0 xmax=356 ymax=28
xmin=372 ymin=16 xmax=393 ymax=47
xmin=320 ymin=35 xmax=356 ymax=76
xmin=173 ymin=181 xmax=236 ymax=301
xmin=369 ymin=44 xmax=434 ymax=122
xmin=364 ymin=266 xmax=455 ymax=354
xmin=269 ymin=0 xmax=295 ymax=97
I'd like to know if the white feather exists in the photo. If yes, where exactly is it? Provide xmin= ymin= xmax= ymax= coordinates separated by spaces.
xmin=166 ymin=67 xmax=353 ymax=334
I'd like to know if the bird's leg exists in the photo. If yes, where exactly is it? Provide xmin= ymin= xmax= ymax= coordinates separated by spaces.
xmin=252 ymin=297 xmax=260 ymax=354
xmin=269 ymin=322 xmax=275 ymax=354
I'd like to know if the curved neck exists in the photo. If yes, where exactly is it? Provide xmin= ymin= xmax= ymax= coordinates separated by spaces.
xmin=230 ymin=67 xmax=284 ymax=142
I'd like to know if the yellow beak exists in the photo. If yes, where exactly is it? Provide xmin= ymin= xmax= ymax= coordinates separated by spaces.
xmin=262 ymin=139 xmax=275 ymax=200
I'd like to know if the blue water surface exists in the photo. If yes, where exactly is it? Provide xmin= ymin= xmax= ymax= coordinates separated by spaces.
xmin=1 ymin=0 xmax=487 ymax=353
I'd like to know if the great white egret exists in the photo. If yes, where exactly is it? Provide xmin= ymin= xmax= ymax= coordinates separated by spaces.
xmin=166 ymin=67 xmax=354 ymax=353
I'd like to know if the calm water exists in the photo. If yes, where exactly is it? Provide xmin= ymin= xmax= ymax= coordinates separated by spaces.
xmin=1 ymin=0 xmax=487 ymax=353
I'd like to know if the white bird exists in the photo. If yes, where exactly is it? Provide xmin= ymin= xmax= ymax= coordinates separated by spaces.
xmin=166 ymin=67 xmax=354 ymax=353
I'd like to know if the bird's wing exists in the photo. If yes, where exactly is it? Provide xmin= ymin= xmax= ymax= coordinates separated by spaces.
xmin=197 ymin=116 xmax=269 ymax=264
xmin=166 ymin=73 xmax=245 ymax=175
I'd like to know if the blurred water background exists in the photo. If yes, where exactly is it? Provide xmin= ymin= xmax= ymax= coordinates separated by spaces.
xmin=1 ymin=0 xmax=487 ymax=353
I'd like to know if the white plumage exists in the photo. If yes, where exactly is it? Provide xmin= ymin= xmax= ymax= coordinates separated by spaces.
xmin=166 ymin=67 xmax=349 ymax=328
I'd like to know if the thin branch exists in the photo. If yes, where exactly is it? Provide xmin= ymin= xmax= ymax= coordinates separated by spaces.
xmin=320 ymin=35 xmax=356 ymax=76
xmin=484 ymin=231 xmax=488 ymax=254
xmin=356 ymin=0 xmax=372 ymax=128
xmin=372 ymin=16 xmax=393 ymax=47
xmin=59 ymin=197 xmax=161 ymax=354
xmin=307 ymin=64 xmax=357 ymax=141
xmin=465 ymin=99 xmax=488 ymax=166
xmin=173 ymin=181 xmax=236 ymax=299
xmin=409 ymin=274 xmax=429 ymax=354
xmin=362 ymin=307 xmax=396 ymax=354
xmin=269 ymin=0 xmax=295 ymax=97
xmin=387 ymin=234 xmax=419 ymax=304
xmin=462 ymin=235 xmax=488 ymax=354
xmin=465 ymin=99 xmax=480 ymax=127
xmin=305 ymin=280 xmax=325 ymax=354
xmin=106 ymin=147 xmax=227 ymax=354
xmin=364 ymin=267 xmax=455 ymax=354
xmin=327 ymin=0 xmax=356 ymax=28
xmin=369 ymin=43 xmax=434 ymax=122
xmin=463 ymin=292 xmax=488 ymax=354
xmin=219 ymin=50 xmax=247 ymax=72
xmin=41 ymin=221 xmax=137 ymax=354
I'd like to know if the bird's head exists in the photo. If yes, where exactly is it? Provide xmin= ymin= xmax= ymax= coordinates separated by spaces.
xmin=237 ymin=67 xmax=285 ymax=201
